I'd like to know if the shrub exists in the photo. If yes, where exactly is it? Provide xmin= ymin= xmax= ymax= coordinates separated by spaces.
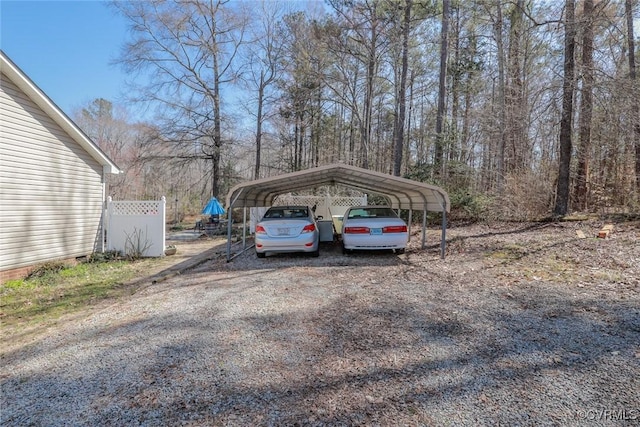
xmin=449 ymin=189 xmax=492 ymax=221
xmin=26 ymin=261 xmax=69 ymax=280
xmin=491 ymin=171 xmax=554 ymax=221
xmin=124 ymin=227 xmax=152 ymax=260
xmin=87 ymin=251 xmax=122 ymax=263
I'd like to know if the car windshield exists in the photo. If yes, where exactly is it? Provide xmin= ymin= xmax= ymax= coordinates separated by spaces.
xmin=263 ymin=207 xmax=309 ymax=219
xmin=347 ymin=207 xmax=396 ymax=219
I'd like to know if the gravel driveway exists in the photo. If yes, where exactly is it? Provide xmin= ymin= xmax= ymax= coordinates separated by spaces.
xmin=2 ymin=221 xmax=639 ymax=426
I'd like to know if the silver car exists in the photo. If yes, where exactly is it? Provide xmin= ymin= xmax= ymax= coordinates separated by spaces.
xmin=255 ymin=206 xmax=320 ymax=258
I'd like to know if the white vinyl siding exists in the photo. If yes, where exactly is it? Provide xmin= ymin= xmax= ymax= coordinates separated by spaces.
xmin=0 ymin=72 xmax=104 ymax=271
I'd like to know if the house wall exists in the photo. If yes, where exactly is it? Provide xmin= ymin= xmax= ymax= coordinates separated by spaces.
xmin=0 ymin=72 xmax=105 ymax=279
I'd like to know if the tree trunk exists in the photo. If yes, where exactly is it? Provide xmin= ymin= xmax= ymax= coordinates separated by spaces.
xmin=574 ymin=0 xmax=594 ymax=211
xmin=294 ymin=115 xmax=300 ymax=170
xmin=393 ymin=0 xmax=412 ymax=176
xmin=313 ymin=82 xmax=322 ymax=167
xmin=450 ymin=4 xmax=460 ymax=163
xmin=506 ymin=0 xmax=525 ymax=173
xmin=554 ymin=0 xmax=576 ymax=216
xmin=405 ymin=70 xmax=414 ymax=176
xmin=363 ymin=4 xmax=378 ymax=171
xmin=626 ymin=0 xmax=640 ymax=191
xmin=461 ymin=33 xmax=478 ymax=167
xmin=212 ymin=40 xmax=222 ymax=198
xmin=254 ymin=73 xmax=265 ymax=180
xmin=434 ymin=0 xmax=450 ymax=175
xmin=495 ymin=0 xmax=506 ymax=192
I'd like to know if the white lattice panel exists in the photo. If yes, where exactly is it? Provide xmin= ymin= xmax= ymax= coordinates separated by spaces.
xmin=110 ymin=201 xmax=162 ymax=216
xmin=331 ymin=197 xmax=367 ymax=207
xmin=273 ymin=195 xmax=321 ymax=207
xmin=274 ymin=194 xmax=367 ymax=208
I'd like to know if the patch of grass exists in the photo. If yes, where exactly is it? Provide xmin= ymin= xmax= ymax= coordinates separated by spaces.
xmin=520 ymin=264 xmax=576 ymax=283
xmin=0 ymin=258 xmax=156 ymax=331
xmin=486 ymin=244 xmax=529 ymax=261
xmin=484 ymin=242 xmax=586 ymax=284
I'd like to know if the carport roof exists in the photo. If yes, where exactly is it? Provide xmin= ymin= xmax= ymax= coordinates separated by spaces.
xmin=226 ymin=163 xmax=450 ymax=212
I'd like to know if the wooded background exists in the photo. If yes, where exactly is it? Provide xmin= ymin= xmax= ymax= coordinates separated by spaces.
xmin=73 ymin=0 xmax=640 ymax=220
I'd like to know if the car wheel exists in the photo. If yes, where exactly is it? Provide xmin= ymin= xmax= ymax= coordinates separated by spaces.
xmin=396 ymin=248 xmax=405 ymax=255
xmin=311 ymin=248 xmax=320 ymax=257
xmin=256 ymin=252 xmax=266 ymax=258
xmin=342 ymin=244 xmax=350 ymax=255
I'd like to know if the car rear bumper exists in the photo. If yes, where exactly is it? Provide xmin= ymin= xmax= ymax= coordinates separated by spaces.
xmin=255 ymin=234 xmax=319 ymax=254
xmin=342 ymin=233 xmax=407 ymax=250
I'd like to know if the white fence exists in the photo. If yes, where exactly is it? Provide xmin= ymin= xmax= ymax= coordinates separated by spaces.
xmin=106 ymin=197 xmax=166 ymax=257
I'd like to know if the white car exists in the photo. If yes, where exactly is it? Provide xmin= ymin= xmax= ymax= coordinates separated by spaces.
xmin=341 ymin=206 xmax=408 ymax=254
xmin=255 ymin=206 xmax=320 ymax=258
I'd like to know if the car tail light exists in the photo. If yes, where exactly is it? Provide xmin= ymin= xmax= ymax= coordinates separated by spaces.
xmin=256 ymin=225 xmax=266 ymax=234
xmin=344 ymin=226 xmax=370 ymax=234
xmin=302 ymin=224 xmax=316 ymax=233
xmin=383 ymin=225 xmax=407 ymax=233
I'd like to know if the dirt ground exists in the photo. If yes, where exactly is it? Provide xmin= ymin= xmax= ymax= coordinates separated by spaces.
xmin=2 ymin=220 xmax=639 ymax=426
xmin=147 ymin=231 xmax=228 ymax=277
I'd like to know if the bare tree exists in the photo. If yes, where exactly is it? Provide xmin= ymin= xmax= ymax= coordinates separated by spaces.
xmin=241 ymin=1 xmax=287 ymax=179
xmin=112 ymin=0 xmax=246 ymax=198
xmin=505 ymin=0 xmax=526 ymax=173
xmin=626 ymin=0 xmax=640 ymax=191
xmin=574 ymin=0 xmax=594 ymax=211
xmin=494 ymin=0 xmax=506 ymax=192
xmin=554 ymin=0 xmax=576 ymax=216
xmin=392 ymin=0 xmax=412 ymax=176
xmin=278 ymin=12 xmax=321 ymax=172
xmin=74 ymin=99 xmax=137 ymax=198
xmin=434 ymin=0 xmax=450 ymax=175
xmin=324 ymin=0 xmax=394 ymax=169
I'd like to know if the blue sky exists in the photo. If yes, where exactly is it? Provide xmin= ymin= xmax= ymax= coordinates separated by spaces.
xmin=1 ymin=0 xmax=129 ymax=116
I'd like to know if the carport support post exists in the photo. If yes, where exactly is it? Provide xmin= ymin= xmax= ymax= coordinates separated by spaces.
xmin=408 ymin=210 xmax=413 ymax=242
xmin=226 ymin=190 xmax=244 ymax=262
xmin=226 ymin=207 xmax=234 ymax=261
xmin=421 ymin=209 xmax=427 ymax=249
xmin=242 ymin=207 xmax=247 ymax=250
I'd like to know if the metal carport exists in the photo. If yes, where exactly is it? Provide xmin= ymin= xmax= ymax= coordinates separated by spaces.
xmin=224 ymin=163 xmax=450 ymax=261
